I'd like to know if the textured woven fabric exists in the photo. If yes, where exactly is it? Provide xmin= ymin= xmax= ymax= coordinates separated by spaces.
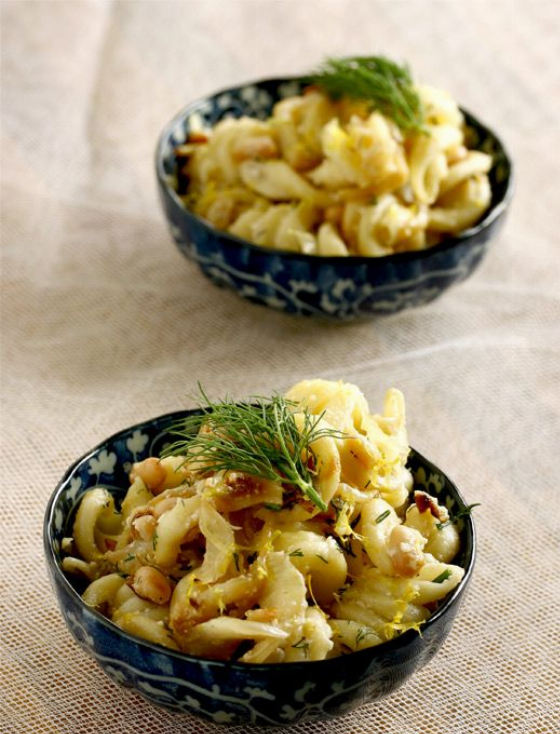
xmin=1 ymin=1 xmax=559 ymax=733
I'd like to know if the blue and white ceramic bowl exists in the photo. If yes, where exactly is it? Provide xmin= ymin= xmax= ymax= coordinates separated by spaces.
xmin=155 ymin=77 xmax=513 ymax=320
xmin=44 ymin=410 xmax=476 ymax=727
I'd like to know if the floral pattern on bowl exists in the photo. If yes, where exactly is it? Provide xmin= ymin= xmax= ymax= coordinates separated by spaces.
xmin=45 ymin=410 xmax=476 ymax=726
xmin=155 ymin=77 xmax=513 ymax=320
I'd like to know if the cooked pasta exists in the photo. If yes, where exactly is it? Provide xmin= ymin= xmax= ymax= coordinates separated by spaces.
xmin=176 ymin=82 xmax=492 ymax=256
xmin=62 ymin=380 xmax=466 ymax=662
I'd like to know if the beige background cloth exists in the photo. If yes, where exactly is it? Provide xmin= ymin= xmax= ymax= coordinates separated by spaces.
xmin=1 ymin=1 xmax=559 ymax=732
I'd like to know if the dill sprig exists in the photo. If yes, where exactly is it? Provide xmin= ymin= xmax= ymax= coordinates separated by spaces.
xmin=432 ymin=569 xmax=452 ymax=584
xmin=375 ymin=509 xmax=391 ymax=524
xmin=436 ymin=503 xmax=481 ymax=531
xmin=162 ymin=388 xmax=340 ymax=512
xmin=309 ymin=56 xmax=425 ymax=133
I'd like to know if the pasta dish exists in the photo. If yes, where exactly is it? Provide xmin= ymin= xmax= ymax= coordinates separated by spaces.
xmin=62 ymin=379 xmax=465 ymax=662
xmin=176 ymin=58 xmax=493 ymax=257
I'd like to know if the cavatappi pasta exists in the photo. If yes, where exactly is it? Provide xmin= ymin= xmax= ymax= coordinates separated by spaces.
xmin=62 ymin=380 xmax=465 ymax=662
xmin=176 ymin=86 xmax=492 ymax=257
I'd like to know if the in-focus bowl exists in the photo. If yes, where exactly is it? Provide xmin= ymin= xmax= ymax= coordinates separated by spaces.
xmin=45 ymin=409 xmax=476 ymax=727
xmin=155 ymin=76 xmax=513 ymax=321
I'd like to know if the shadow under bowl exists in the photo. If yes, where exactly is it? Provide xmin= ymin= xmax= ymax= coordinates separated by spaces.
xmin=45 ymin=409 xmax=476 ymax=727
xmin=155 ymin=76 xmax=513 ymax=321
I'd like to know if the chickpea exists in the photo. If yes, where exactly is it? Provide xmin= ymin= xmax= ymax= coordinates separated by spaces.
xmin=131 ymin=512 xmax=157 ymax=542
xmin=132 ymin=566 xmax=172 ymax=605
xmin=130 ymin=458 xmax=166 ymax=494
xmin=387 ymin=525 xmax=426 ymax=578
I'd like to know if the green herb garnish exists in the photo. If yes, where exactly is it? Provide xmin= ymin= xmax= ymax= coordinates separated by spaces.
xmin=331 ymin=534 xmax=356 ymax=558
xmin=291 ymin=637 xmax=310 ymax=656
xmin=309 ymin=56 xmax=425 ymax=133
xmin=432 ymin=569 xmax=452 ymax=584
xmin=436 ymin=503 xmax=481 ymax=531
xmin=315 ymin=554 xmax=329 ymax=564
xmin=115 ymin=560 xmax=128 ymax=579
xmin=355 ymin=627 xmax=375 ymax=646
xmin=375 ymin=509 xmax=391 ymax=524
xmin=232 ymin=551 xmax=240 ymax=572
xmin=288 ymin=549 xmax=304 ymax=558
xmin=163 ymin=387 xmax=341 ymax=512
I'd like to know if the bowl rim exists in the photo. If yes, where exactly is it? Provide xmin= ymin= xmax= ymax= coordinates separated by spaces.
xmin=155 ymin=74 xmax=514 ymax=265
xmin=44 ymin=407 xmax=476 ymax=673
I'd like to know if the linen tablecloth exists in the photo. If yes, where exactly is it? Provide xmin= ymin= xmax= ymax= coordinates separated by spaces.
xmin=2 ymin=2 xmax=559 ymax=732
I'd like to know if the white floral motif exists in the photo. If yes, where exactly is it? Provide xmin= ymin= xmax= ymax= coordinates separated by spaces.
xmin=278 ymin=81 xmax=301 ymax=99
xmin=206 ymin=266 xmax=235 ymax=287
xmin=239 ymin=286 xmax=286 ymax=311
xmin=240 ymin=86 xmax=257 ymax=103
xmin=265 ymin=296 xmax=288 ymax=310
xmin=105 ymin=666 xmax=128 ymax=686
xmin=280 ymin=705 xmax=298 ymax=720
xmin=244 ymin=686 xmax=275 ymax=701
xmin=414 ymin=467 xmax=431 ymax=492
xmin=213 ymin=711 xmax=236 ymax=724
xmin=126 ymin=430 xmax=149 ymax=457
xmin=320 ymin=293 xmax=345 ymax=315
xmin=191 ymin=107 xmax=212 ymax=126
xmin=445 ymin=496 xmax=457 ymax=513
xmin=231 ymin=86 xmax=273 ymax=118
xmin=174 ymin=235 xmax=196 ymax=258
xmin=170 ymin=121 xmax=186 ymax=146
xmin=294 ymin=681 xmax=315 ymax=702
xmin=67 ymin=476 xmax=82 ymax=502
xmin=239 ymin=285 xmax=258 ymax=298
xmin=138 ymin=681 xmax=175 ymax=700
xmin=332 ymin=279 xmax=357 ymax=300
xmin=374 ymin=286 xmax=440 ymax=313
xmin=71 ymin=642 xmax=393 ymax=725
xmin=161 ymin=140 xmax=173 ymax=163
xmin=430 ymin=473 xmax=445 ymax=495
xmin=255 ymin=90 xmax=273 ymax=115
xmin=88 ymin=450 xmax=117 ymax=477
xmin=289 ymin=280 xmax=318 ymax=294
xmin=217 ymin=93 xmax=233 ymax=110
xmin=53 ymin=508 xmax=64 ymax=532
xmin=67 ymin=611 xmax=94 ymax=648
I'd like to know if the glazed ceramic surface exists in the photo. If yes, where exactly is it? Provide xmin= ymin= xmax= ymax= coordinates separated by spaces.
xmin=45 ymin=410 xmax=476 ymax=727
xmin=155 ymin=77 xmax=513 ymax=320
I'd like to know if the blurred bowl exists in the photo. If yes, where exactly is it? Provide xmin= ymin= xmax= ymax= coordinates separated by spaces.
xmin=45 ymin=409 xmax=476 ymax=726
xmin=155 ymin=76 xmax=513 ymax=320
